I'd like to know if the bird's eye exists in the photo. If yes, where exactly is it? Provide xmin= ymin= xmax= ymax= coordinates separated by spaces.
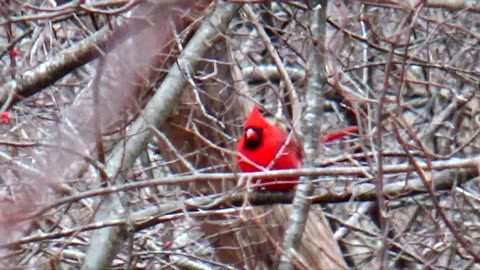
xmin=244 ymin=127 xmax=262 ymax=149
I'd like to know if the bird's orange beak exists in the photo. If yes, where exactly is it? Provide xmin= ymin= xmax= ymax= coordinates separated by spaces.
xmin=245 ymin=128 xmax=259 ymax=142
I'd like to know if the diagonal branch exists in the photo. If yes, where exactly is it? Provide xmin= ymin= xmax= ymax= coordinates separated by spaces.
xmin=81 ymin=2 xmax=242 ymax=269
xmin=0 ymin=2 xmax=169 ymax=109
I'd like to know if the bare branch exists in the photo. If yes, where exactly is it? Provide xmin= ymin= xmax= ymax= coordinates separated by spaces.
xmin=81 ymin=2 xmax=242 ymax=269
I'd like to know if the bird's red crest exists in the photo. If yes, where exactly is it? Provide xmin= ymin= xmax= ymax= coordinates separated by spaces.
xmin=244 ymin=106 xmax=269 ymax=129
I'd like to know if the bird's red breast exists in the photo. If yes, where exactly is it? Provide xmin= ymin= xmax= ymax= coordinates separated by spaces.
xmin=237 ymin=106 xmax=302 ymax=191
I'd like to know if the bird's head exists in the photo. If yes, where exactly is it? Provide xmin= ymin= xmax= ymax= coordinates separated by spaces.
xmin=243 ymin=106 xmax=269 ymax=150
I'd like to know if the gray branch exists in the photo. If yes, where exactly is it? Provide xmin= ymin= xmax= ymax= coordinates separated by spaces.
xmin=80 ymin=2 xmax=242 ymax=269
xmin=278 ymin=1 xmax=330 ymax=269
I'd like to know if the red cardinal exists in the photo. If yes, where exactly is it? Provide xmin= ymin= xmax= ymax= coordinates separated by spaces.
xmin=237 ymin=106 xmax=303 ymax=191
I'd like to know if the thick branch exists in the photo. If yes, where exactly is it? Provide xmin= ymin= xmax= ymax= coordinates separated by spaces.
xmin=81 ymin=2 xmax=242 ymax=269
xmin=0 ymin=2 xmax=172 ymax=109
xmin=279 ymin=1 xmax=330 ymax=269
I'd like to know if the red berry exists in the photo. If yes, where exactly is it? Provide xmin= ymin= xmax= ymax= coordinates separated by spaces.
xmin=10 ymin=50 xmax=20 ymax=57
xmin=1 ymin=112 xmax=10 ymax=124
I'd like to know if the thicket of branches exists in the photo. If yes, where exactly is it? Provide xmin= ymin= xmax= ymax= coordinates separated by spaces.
xmin=0 ymin=0 xmax=479 ymax=269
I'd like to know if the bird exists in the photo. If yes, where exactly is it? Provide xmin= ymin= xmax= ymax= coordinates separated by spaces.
xmin=236 ymin=106 xmax=303 ymax=191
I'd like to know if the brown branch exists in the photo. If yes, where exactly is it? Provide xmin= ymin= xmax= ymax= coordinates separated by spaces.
xmin=5 ymin=155 xmax=478 ymax=226
xmin=425 ymin=0 xmax=480 ymax=13
xmin=1 ymin=163 xmax=477 ymax=249
xmin=392 ymin=121 xmax=480 ymax=262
